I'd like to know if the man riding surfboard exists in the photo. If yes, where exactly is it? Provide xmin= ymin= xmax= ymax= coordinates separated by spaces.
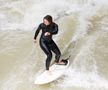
xmin=34 ymin=15 xmax=66 ymax=71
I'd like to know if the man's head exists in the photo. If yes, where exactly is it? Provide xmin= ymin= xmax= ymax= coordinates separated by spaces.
xmin=43 ymin=15 xmax=53 ymax=26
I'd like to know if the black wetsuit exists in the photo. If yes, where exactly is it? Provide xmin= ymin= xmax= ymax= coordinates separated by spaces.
xmin=34 ymin=22 xmax=61 ymax=70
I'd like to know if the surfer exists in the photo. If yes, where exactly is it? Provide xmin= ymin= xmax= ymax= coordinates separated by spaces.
xmin=34 ymin=15 xmax=65 ymax=71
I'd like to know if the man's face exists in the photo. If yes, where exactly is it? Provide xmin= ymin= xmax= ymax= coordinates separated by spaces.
xmin=43 ymin=19 xmax=50 ymax=26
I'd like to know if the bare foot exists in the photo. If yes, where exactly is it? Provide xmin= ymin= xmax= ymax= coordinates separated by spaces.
xmin=55 ymin=61 xmax=66 ymax=65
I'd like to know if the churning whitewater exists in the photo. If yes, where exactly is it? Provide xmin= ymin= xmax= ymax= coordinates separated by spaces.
xmin=0 ymin=0 xmax=108 ymax=90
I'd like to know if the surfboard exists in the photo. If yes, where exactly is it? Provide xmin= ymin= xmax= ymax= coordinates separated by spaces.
xmin=34 ymin=59 xmax=69 ymax=85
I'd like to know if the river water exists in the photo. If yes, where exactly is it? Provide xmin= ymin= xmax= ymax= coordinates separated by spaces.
xmin=0 ymin=0 xmax=108 ymax=90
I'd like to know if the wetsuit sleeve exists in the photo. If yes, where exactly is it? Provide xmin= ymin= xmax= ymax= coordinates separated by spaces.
xmin=34 ymin=24 xmax=42 ymax=40
xmin=50 ymin=24 xmax=58 ymax=35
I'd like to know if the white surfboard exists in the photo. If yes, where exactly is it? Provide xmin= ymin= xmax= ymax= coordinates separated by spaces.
xmin=34 ymin=60 xmax=69 ymax=85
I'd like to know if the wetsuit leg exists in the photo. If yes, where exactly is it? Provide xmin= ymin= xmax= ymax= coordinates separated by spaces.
xmin=49 ymin=40 xmax=61 ymax=63
xmin=40 ymin=40 xmax=52 ymax=70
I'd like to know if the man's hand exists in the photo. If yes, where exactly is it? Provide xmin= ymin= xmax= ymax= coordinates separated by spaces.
xmin=44 ymin=32 xmax=51 ymax=36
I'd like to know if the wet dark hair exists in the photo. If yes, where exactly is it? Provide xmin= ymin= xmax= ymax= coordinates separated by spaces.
xmin=43 ymin=15 xmax=53 ymax=23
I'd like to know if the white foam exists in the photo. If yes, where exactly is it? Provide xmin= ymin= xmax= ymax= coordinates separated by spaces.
xmin=1 ymin=0 xmax=108 ymax=31
xmin=58 ymin=68 xmax=108 ymax=89
xmin=71 ymin=0 xmax=108 ymax=42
